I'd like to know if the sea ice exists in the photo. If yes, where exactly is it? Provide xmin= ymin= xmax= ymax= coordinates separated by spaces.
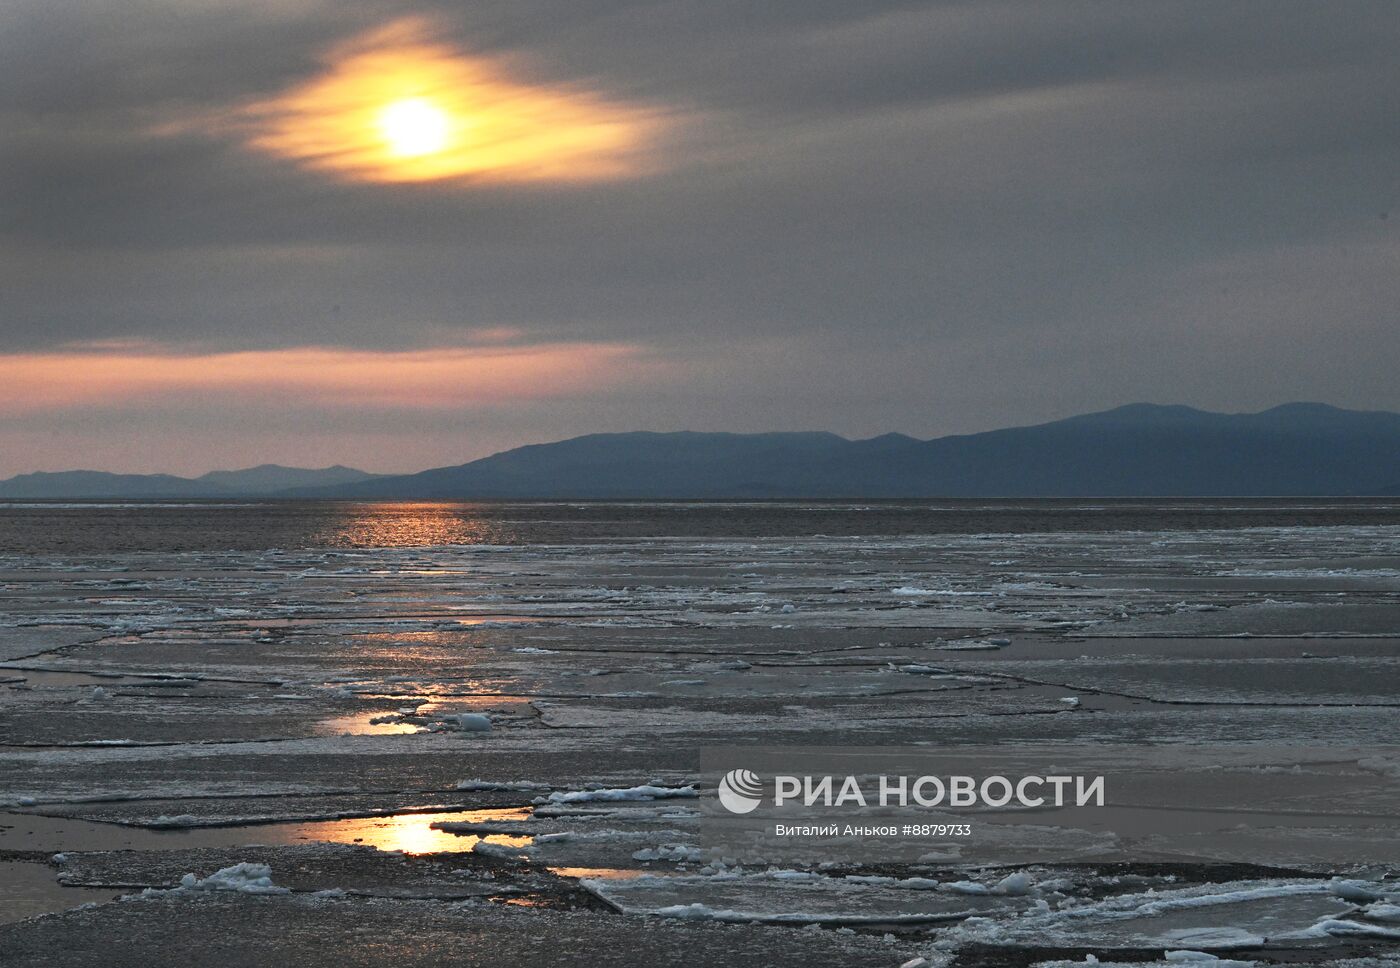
xmin=433 ymin=713 xmax=492 ymax=732
xmin=147 ymin=814 xmax=203 ymax=828
xmin=1330 ymin=877 xmax=1385 ymax=902
xmin=1162 ymin=952 xmax=1253 ymax=967
xmin=455 ymin=779 xmax=549 ymax=791
xmin=543 ymin=785 xmax=698 ymax=804
xmin=471 ymin=841 xmax=533 ymax=859
xmin=1364 ymin=902 xmax=1400 ymax=922
xmin=994 ymin=871 xmax=1035 ymax=896
xmin=632 ymin=844 xmax=705 ymax=862
xmin=176 ymin=862 xmax=289 ymax=895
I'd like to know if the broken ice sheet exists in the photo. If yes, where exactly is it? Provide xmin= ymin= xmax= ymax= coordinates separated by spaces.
xmin=49 ymin=842 xmax=574 ymax=900
xmin=942 ymin=880 xmax=1381 ymax=951
xmin=583 ymin=870 xmax=1040 ymax=924
xmin=0 ymin=890 xmax=918 ymax=967
xmin=3 ymin=513 xmax=1400 ymax=961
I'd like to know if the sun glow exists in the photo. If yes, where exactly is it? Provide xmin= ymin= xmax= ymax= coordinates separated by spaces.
xmin=235 ymin=17 xmax=661 ymax=184
xmin=378 ymin=98 xmax=451 ymax=157
xmin=0 ymin=342 xmax=668 ymax=415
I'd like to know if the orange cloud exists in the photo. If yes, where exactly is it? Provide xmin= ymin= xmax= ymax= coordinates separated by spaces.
xmin=0 ymin=342 xmax=662 ymax=414
xmin=226 ymin=17 xmax=664 ymax=184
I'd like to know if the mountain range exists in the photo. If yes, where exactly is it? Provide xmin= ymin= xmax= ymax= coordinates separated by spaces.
xmin=4 ymin=404 xmax=1400 ymax=499
xmin=0 ymin=464 xmax=379 ymax=499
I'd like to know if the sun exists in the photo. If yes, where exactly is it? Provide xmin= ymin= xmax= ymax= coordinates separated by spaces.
xmin=235 ymin=17 xmax=661 ymax=183
xmin=377 ymin=98 xmax=450 ymax=157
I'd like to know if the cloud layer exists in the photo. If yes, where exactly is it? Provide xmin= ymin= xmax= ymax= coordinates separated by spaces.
xmin=2 ymin=0 xmax=1397 ymax=473
xmin=0 ymin=340 xmax=662 ymax=413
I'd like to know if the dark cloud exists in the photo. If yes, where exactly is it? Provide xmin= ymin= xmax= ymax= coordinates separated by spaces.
xmin=1 ymin=0 xmax=1398 ymax=472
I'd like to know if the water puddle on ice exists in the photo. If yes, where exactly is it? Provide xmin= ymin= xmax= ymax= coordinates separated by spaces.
xmin=315 ymin=698 xmax=532 ymax=735
xmin=546 ymin=867 xmax=647 ymax=881
xmin=0 ymin=807 xmax=545 ymax=922
xmin=0 ymin=860 xmax=118 ymax=925
xmin=290 ymin=809 xmax=533 ymax=854
xmin=0 ymin=809 xmax=645 ymax=924
xmin=0 ymin=807 xmax=532 ymax=856
xmin=315 ymin=713 xmax=422 ymax=736
xmin=0 ymin=669 xmax=160 ymax=689
xmin=230 ymin=614 xmax=543 ymax=629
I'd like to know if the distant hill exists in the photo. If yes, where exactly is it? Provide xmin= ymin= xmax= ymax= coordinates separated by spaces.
xmin=7 ymin=404 xmax=1400 ymax=500
xmin=0 ymin=471 xmax=225 ymax=500
xmin=280 ymin=403 xmax=1400 ymax=499
xmin=288 ymin=431 xmax=856 ymax=500
xmin=0 ymin=465 xmax=380 ymax=500
xmin=196 ymin=464 xmax=376 ymax=493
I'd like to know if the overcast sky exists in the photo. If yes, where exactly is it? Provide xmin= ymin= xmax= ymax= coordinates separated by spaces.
xmin=3 ymin=0 xmax=1398 ymax=475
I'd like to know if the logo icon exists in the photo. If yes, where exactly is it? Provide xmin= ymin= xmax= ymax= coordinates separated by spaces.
xmin=717 ymin=768 xmax=764 ymax=814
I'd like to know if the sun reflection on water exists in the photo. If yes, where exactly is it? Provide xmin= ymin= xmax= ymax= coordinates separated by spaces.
xmin=316 ymin=503 xmax=514 ymax=547
xmin=545 ymin=867 xmax=647 ymax=881
xmin=316 ymin=713 xmax=421 ymax=736
xmin=291 ymin=808 xmax=531 ymax=854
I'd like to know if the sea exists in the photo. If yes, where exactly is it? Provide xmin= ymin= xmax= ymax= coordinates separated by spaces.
xmin=2 ymin=498 xmax=1399 ymax=955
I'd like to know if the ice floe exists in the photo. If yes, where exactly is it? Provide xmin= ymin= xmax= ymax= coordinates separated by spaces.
xmin=175 ymin=862 xmax=289 ymax=895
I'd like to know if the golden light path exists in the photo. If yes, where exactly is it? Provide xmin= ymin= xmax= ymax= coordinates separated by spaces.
xmin=239 ymin=17 xmax=661 ymax=184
